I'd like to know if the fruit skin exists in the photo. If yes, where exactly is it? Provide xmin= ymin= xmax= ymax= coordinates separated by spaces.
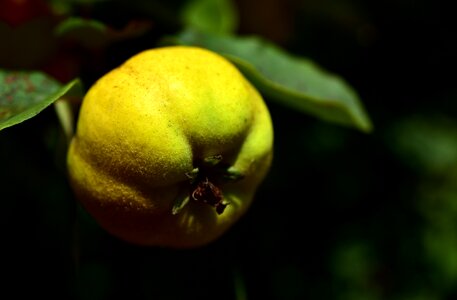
xmin=67 ymin=46 xmax=273 ymax=248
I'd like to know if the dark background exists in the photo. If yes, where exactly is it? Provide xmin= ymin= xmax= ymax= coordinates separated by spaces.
xmin=1 ymin=0 xmax=454 ymax=299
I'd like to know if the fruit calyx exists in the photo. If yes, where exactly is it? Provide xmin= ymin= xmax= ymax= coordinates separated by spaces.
xmin=172 ymin=154 xmax=243 ymax=215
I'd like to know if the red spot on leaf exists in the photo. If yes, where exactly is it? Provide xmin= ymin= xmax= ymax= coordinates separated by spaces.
xmin=24 ymin=76 xmax=35 ymax=92
xmin=4 ymin=74 xmax=18 ymax=84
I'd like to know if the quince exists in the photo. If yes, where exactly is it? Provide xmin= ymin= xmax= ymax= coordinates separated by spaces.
xmin=67 ymin=46 xmax=273 ymax=248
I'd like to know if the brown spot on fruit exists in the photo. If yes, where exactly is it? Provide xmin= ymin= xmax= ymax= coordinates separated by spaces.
xmin=191 ymin=176 xmax=227 ymax=215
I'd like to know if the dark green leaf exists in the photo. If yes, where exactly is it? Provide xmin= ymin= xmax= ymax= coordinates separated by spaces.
xmin=0 ymin=70 xmax=82 ymax=131
xmin=55 ymin=17 xmax=108 ymax=49
xmin=168 ymin=28 xmax=373 ymax=132
xmin=55 ymin=17 xmax=106 ymax=36
xmin=181 ymin=0 xmax=238 ymax=34
xmin=55 ymin=17 xmax=152 ymax=50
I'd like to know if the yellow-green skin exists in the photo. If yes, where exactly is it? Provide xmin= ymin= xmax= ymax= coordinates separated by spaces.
xmin=67 ymin=46 xmax=273 ymax=248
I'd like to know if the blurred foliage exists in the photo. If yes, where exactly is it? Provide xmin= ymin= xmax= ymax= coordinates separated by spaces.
xmin=0 ymin=0 xmax=371 ymax=132
xmin=0 ymin=0 xmax=454 ymax=299
xmin=181 ymin=0 xmax=238 ymax=34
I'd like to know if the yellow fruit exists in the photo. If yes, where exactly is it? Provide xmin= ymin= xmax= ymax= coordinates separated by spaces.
xmin=67 ymin=46 xmax=273 ymax=248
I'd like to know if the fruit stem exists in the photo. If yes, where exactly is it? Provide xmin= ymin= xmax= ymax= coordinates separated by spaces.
xmin=54 ymin=98 xmax=74 ymax=147
xmin=172 ymin=155 xmax=244 ymax=215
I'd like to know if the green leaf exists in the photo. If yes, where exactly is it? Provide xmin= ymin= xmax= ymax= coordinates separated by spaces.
xmin=0 ymin=70 xmax=82 ymax=131
xmin=55 ymin=17 xmax=107 ymax=36
xmin=167 ymin=28 xmax=373 ymax=132
xmin=181 ymin=0 xmax=238 ymax=34
xmin=55 ymin=17 xmax=108 ymax=49
xmin=55 ymin=17 xmax=152 ymax=49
